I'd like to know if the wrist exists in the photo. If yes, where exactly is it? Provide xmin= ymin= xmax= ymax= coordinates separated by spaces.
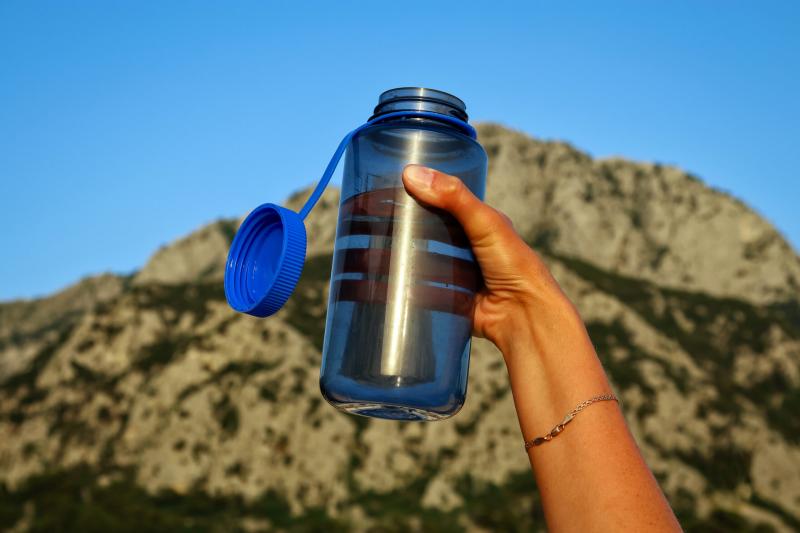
xmin=490 ymin=292 xmax=614 ymax=439
xmin=492 ymin=288 xmax=585 ymax=361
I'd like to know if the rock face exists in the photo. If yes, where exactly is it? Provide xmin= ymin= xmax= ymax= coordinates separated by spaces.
xmin=479 ymin=123 xmax=800 ymax=305
xmin=133 ymin=220 xmax=238 ymax=286
xmin=0 ymin=124 xmax=798 ymax=532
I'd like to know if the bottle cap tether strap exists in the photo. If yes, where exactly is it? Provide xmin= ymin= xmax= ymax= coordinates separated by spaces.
xmin=224 ymin=111 xmax=476 ymax=318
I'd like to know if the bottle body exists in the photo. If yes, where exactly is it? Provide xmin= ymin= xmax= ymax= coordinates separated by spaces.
xmin=319 ymin=118 xmax=487 ymax=420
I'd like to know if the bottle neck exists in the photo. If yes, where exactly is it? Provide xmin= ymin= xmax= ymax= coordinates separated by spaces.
xmin=368 ymin=112 xmax=476 ymax=139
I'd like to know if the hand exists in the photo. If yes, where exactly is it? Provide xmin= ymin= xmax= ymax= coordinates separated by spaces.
xmin=402 ymin=163 xmax=681 ymax=533
xmin=402 ymin=164 xmax=580 ymax=357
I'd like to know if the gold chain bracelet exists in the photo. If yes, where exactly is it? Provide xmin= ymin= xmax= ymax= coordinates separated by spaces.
xmin=524 ymin=394 xmax=619 ymax=449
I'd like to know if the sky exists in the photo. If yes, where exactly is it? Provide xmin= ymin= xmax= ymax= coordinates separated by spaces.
xmin=0 ymin=1 xmax=798 ymax=301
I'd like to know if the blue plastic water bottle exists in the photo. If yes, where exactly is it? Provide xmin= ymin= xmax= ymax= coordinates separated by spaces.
xmin=225 ymin=88 xmax=488 ymax=420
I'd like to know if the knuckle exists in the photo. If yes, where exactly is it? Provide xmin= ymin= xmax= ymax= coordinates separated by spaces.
xmin=437 ymin=172 xmax=463 ymax=195
xmin=484 ymin=207 xmax=510 ymax=232
xmin=499 ymin=212 xmax=515 ymax=229
xmin=436 ymin=173 xmax=468 ymax=205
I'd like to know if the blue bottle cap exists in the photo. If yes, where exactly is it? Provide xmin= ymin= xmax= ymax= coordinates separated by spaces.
xmin=224 ymin=203 xmax=307 ymax=317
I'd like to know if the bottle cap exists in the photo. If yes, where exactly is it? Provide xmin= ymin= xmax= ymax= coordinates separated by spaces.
xmin=224 ymin=203 xmax=307 ymax=317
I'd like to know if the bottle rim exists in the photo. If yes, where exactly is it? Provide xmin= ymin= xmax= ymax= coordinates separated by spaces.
xmin=371 ymin=87 xmax=469 ymax=122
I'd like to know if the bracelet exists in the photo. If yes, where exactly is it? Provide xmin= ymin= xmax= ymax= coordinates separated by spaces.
xmin=524 ymin=393 xmax=619 ymax=450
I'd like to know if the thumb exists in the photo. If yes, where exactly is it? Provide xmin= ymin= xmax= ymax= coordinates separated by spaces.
xmin=402 ymin=164 xmax=512 ymax=249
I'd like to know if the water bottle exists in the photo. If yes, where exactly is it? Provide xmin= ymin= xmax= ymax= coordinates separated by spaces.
xmin=224 ymin=87 xmax=488 ymax=421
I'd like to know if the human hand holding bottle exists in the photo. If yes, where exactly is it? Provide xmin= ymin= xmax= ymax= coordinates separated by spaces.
xmin=403 ymin=164 xmax=681 ymax=532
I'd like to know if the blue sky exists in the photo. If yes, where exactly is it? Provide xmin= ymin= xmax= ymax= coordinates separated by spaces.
xmin=1 ymin=1 xmax=798 ymax=301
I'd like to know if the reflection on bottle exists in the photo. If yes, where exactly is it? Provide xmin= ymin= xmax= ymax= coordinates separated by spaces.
xmin=340 ymin=303 xmax=437 ymax=386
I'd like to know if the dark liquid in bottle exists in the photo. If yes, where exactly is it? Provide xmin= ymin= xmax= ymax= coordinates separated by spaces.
xmin=332 ymin=187 xmax=481 ymax=387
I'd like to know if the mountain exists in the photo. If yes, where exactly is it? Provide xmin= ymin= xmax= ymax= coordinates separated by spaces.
xmin=1 ymin=124 xmax=798 ymax=532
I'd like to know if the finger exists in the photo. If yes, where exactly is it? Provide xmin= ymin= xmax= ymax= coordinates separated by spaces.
xmin=402 ymin=164 xmax=513 ymax=248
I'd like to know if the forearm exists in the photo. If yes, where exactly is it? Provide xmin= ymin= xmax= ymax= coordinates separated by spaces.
xmin=498 ymin=292 xmax=681 ymax=532
xmin=399 ymin=165 xmax=680 ymax=530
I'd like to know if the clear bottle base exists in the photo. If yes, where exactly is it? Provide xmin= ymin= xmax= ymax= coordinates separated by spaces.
xmin=331 ymin=401 xmax=454 ymax=421
xmin=319 ymin=375 xmax=467 ymax=421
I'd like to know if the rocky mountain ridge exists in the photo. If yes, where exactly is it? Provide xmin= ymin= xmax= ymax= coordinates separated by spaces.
xmin=0 ymin=123 xmax=798 ymax=532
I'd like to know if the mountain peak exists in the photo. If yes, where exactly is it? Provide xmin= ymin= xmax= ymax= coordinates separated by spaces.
xmin=476 ymin=123 xmax=800 ymax=303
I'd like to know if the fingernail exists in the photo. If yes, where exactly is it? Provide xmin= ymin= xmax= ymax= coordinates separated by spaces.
xmin=404 ymin=165 xmax=435 ymax=189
